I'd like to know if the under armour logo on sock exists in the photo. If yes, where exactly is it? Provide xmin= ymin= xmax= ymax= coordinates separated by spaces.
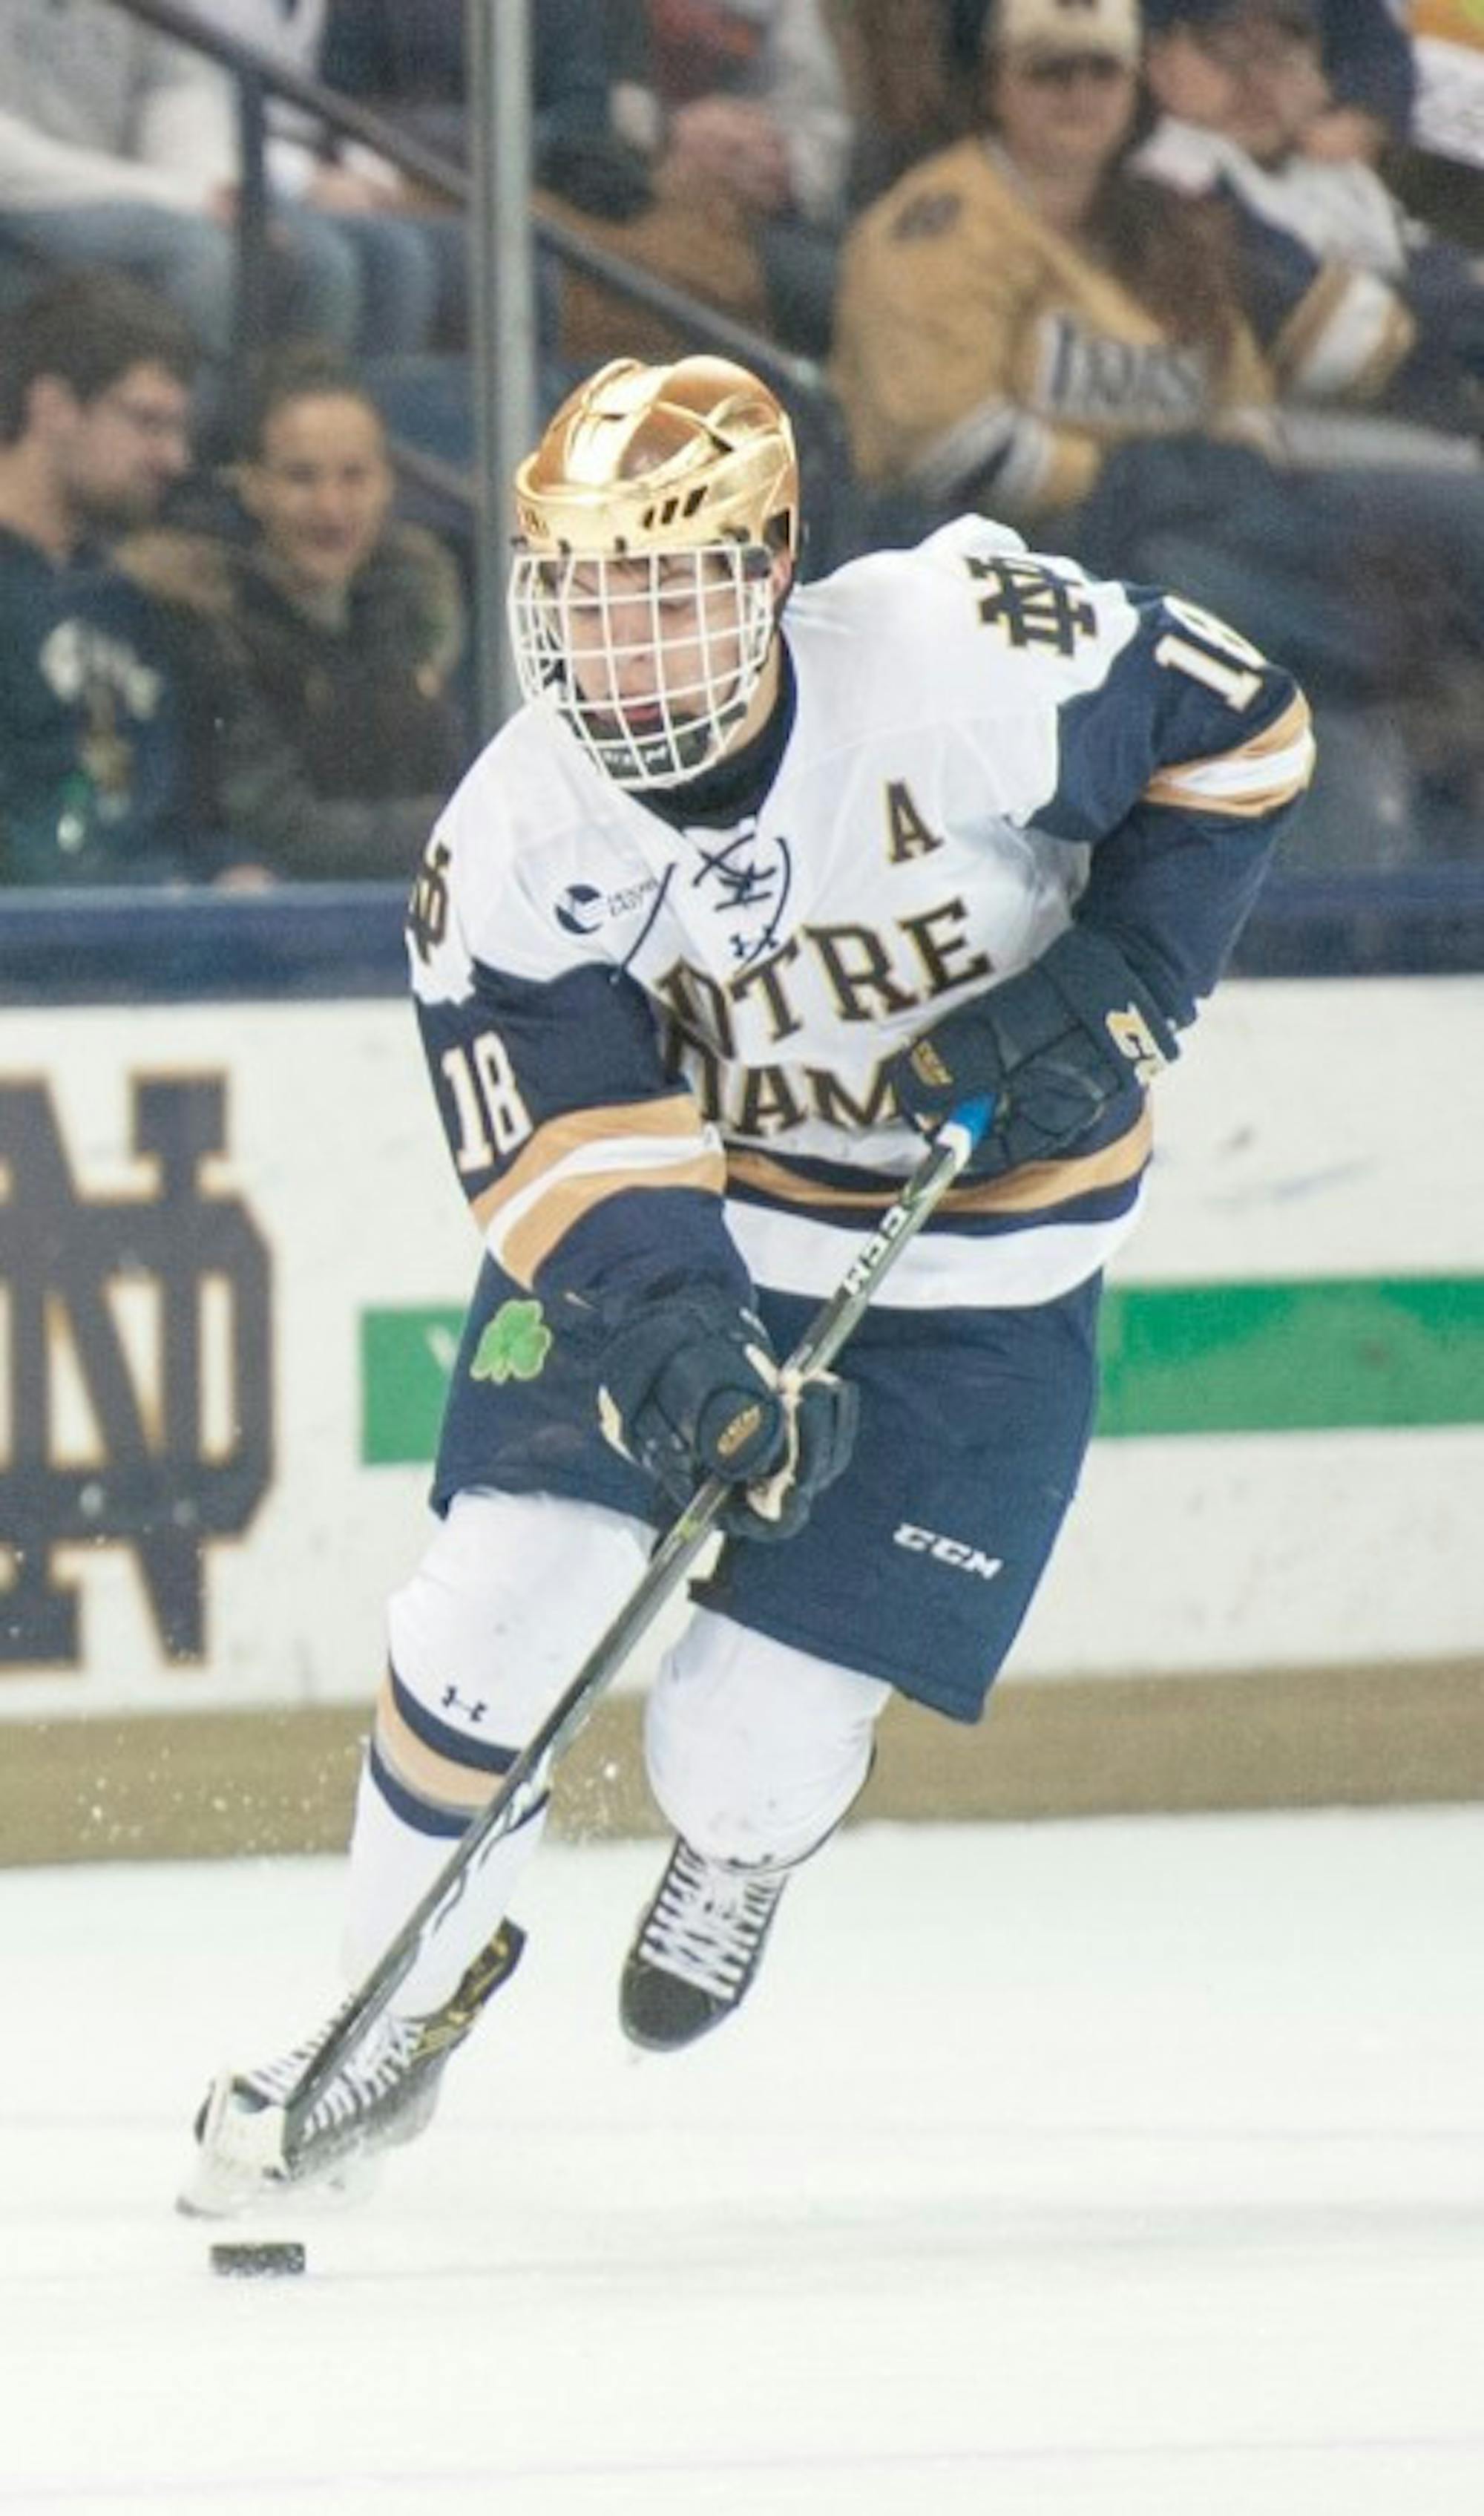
xmin=440 ymin=1686 xmax=489 ymax=1724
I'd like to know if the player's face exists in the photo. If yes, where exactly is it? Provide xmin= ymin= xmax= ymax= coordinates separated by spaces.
xmin=55 ymin=361 xmax=192 ymax=529
xmin=992 ymin=47 xmax=1137 ymax=174
xmin=564 ymin=551 xmax=752 ymax=725
xmin=239 ymin=393 xmax=394 ymax=595
xmin=513 ymin=540 xmax=789 ymax=787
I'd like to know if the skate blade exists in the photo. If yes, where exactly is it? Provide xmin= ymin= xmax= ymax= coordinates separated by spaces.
xmin=177 ymin=2067 xmax=290 ymax=2218
xmin=177 ymin=2152 xmax=381 ymax=2219
xmin=177 ymin=2069 xmax=383 ymax=2220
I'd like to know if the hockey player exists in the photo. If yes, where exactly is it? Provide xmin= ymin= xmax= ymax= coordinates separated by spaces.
xmin=184 ymin=351 xmax=1313 ymax=2213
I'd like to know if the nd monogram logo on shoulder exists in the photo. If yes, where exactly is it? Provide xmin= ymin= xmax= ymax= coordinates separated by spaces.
xmin=966 ymin=554 xmax=1097 ymax=657
xmin=0 ymin=1076 xmax=274 ymax=1668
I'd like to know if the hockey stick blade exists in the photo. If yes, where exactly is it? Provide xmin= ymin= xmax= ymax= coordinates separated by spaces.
xmin=268 ymin=1095 xmax=994 ymax=2149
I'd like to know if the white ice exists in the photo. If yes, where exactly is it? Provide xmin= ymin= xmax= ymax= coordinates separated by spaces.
xmin=3 ymin=1808 xmax=1482 ymax=2516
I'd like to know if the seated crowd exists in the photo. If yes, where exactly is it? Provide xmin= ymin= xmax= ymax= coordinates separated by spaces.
xmin=0 ymin=272 xmax=467 ymax=886
xmin=2 ymin=0 xmax=1483 ymax=891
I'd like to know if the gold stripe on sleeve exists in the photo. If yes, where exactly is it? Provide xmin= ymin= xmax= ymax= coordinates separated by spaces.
xmin=499 ymin=1153 xmax=725 ymax=1285
xmin=726 ymin=1104 xmax=1152 ymax=1222
xmin=471 ymin=1093 xmax=722 ymax=1242
xmin=475 ymin=1094 xmax=711 ymax=1218
xmin=1143 ymin=692 xmax=1315 ymax=819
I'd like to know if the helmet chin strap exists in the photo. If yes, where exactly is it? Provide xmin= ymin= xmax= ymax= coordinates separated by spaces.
xmin=591 ymin=675 xmax=757 ymax=790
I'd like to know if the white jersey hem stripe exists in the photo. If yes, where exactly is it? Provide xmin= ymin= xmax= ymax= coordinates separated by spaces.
xmin=726 ymin=1188 xmax=1145 ymax=1311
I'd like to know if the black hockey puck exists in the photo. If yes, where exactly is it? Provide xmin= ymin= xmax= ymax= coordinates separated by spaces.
xmin=209 ymin=2241 xmax=306 ymax=2279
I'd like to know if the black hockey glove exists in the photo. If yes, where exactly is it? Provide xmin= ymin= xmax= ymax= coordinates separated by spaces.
xmin=597 ymin=1281 xmax=858 ymax=1542
xmin=889 ymin=925 xmax=1179 ymax=1174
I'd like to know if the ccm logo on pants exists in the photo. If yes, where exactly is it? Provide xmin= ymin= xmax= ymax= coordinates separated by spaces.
xmin=893 ymin=1524 xmax=1002 ymax=1580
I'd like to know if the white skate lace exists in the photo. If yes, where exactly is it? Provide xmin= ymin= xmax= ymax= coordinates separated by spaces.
xmin=637 ymin=1842 xmax=786 ymax=2001
xmin=243 ymin=2011 xmax=424 ymax=2141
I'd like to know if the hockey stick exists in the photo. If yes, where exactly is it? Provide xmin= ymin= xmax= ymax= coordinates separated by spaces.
xmin=212 ymin=1095 xmax=992 ymax=2179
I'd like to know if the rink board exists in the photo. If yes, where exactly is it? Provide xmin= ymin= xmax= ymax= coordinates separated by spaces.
xmin=1 ymin=977 xmax=1482 ymax=1853
xmin=4 ymin=1659 xmax=1483 ymax=1867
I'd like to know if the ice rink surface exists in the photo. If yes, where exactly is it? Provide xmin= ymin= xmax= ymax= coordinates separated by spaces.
xmin=3 ymin=1806 xmax=1482 ymax=2516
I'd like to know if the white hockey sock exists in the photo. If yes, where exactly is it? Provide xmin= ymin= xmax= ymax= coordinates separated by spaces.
xmin=341 ymin=1750 xmax=548 ymax=2016
xmin=341 ymin=1488 xmax=651 ymax=2015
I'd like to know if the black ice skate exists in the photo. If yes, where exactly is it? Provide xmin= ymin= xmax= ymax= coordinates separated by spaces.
xmin=620 ymin=1839 xmax=788 ymax=2051
xmin=180 ymin=1919 xmax=525 ymax=2217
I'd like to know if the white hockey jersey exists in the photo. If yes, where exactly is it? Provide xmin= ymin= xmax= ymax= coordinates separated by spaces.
xmin=408 ymin=518 xmax=1313 ymax=1319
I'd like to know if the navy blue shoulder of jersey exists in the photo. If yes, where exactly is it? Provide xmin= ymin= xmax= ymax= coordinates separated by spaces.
xmin=1034 ymin=578 xmax=1313 ymax=1023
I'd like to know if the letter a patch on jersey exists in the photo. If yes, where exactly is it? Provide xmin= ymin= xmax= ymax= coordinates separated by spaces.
xmin=885 ymin=779 xmax=945 ymax=865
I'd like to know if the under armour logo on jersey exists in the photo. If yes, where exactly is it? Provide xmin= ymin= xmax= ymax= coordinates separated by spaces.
xmin=682 ymin=820 xmax=792 ymax=969
xmin=967 ymin=554 xmax=1096 ymax=657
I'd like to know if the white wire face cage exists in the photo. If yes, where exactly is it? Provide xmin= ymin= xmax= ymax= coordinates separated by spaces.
xmin=508 ymin=540 xmax=779 ymax=790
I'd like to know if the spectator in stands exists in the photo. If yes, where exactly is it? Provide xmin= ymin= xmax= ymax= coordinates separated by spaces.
xmin=322 ymin=0 xmax=628 ymax=353
xmin=606 ymin=0 xmax=852 ymax=225
xmin=537 ymin=1 xmax=853 ymax=356
xmin=0 ymin=271 xmax=213 ymax=888
xmin=183 ymin=0 xmax=445 ymax=358
xmin=833 ymin=2 xmax=974 ymax=210
xmin=1393 ymin=1 xmax=1484 ymax=251
xmin=832 ymin=0 xmax=1273 ymax=547
xmin=834 ymin=0 xmax=1484 ymax=862
xmin=119 ymin=347 xmax=467 ymax=882
xmin=834 ymin=0 xmax=1484 ymax=720
xmin=1288 ymin=0 xmax=1415 ymax=166
xmin=0 ymin=0 xmax=391 ymax=361
xmin=326 ymin=0 xmax=614 ymax=172
xmin=948 ymin=0 xmax=1416 ymax=158
xmin=1137 ymin=0 xmax=1484 ymax=432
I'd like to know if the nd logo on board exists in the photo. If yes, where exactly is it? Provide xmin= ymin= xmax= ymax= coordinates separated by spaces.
xmin=0 ymin=1075 xmax=274 ymax=1668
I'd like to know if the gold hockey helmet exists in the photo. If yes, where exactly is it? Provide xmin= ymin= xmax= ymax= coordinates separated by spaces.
xmin=508 ymin=356 xmax=799 ymax=789
xmin=512 ymin=355 xmax=799 ymax=562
